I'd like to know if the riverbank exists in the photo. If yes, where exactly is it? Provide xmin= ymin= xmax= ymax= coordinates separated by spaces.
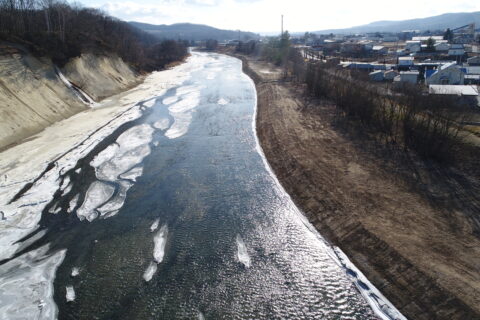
xmin=239 ymin=54 xmax=480 ymax=319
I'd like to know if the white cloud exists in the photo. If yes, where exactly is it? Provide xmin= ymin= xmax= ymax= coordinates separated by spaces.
xmin=78 ymin=0 xmax=480 ymax=32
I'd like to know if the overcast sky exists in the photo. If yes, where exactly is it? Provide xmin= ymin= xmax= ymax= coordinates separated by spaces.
xmin=77 ymin=0 xmax=480 ymax=33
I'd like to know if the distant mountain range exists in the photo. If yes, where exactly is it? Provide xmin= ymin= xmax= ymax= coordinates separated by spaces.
xmin=129 ymin=22 xmax=259 ymax=42
xmin=314 ymin=11 xmax=480 ymax=34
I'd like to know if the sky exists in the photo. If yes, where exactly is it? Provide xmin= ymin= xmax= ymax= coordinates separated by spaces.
xmin=77 ymin=0 xmax=480 ymax=33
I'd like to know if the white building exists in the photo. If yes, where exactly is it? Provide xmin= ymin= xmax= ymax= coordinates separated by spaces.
xmin=369 ymin=70 xmax=384 ymax=82
xmin=405 ymin=41 xmax=421 ymax=53
xmin=372 ymin=45 xmax=388 ymax=55
xmin=428 ymin=85 xmax=478 ymax=96
xmin=384 ymin=70 xmax=398 ymax=80
xmin=425 ymin=62 xmax=464 ymax=85
xmin=448 ymin=44 xmax=465 ymax=56
xmin=434 ymin=42 xmax=450 ymax=52
xmin=398 ymin=56 xmax=414 ymax=66
xmin=394 ymin=71 xmax=419 ymax=84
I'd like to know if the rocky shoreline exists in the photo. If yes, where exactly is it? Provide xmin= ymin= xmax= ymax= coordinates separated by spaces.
xmin=238 ymin=54 xmax=480 ymax=320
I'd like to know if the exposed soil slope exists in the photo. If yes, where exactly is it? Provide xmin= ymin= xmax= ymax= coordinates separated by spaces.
xmin=0 ymin=46 xmax=141 ymax=150
xmin=242 ymin=56 xmax=480 ymax=320
xmin=62 ymin=53 xmax=138 ymax=101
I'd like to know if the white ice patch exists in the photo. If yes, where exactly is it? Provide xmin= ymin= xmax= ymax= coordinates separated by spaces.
xmin=206 ymin=72 xmax=216 ymax=80
xmin=153 ymin=224 xmax=168 ymax=263
xmin=150 ymin=218 xmax=160 ymax=232
xmin=217 ymin=98 xmax=229 ymax=105
xmin=94 ymin=125 xmax=153 ymax=181
xmin=236 ymin=235 xmax=251 ymax=268
xmin=66 ymin=286 xmax=75 ymax=302
xmin=71 ymin=267 xmax=80 ymax=277
xmin=76 ymin=181 xmax=115 ymax=221
xmin=198 ymin=311 xmax=205 ymax=320
xmin=0 ymin=245 xmax=66 ymax=320
xmin=153 ymin=118 xmax=170 ymax=130
xmin=119 ymin=166 xmax=143 ymax=182
xmin=143 ymin=99 xmax=156 ymax=108
xmin=165 ymin=112 xmax=193 ymax=139
xmin=68 ymin=194 xmax=79 ymax=213
xmin=153 ymin=141 xmax=159 ymax=147
xmin=334 ymin=247 xmax=408 ymax=320
xmin=162 ymin=96 xmax=178 ymax=105
xmin=97 ymin=181 xmax=132 ymax=218
xmin=143 ymin=262 xmax=158 ymax=282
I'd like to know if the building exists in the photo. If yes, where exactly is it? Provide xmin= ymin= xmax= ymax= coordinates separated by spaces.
xmin=464 ymin=74 xmax=480 ymax=85
xmin=448 ymin=44 xmax=465 ymax=56
xmin=425 ymin=62 xmax=464 ymax=85
xmin=412 ymin=36 xmax=444 ymax=42
xmin=369 ymin=70 xmax=385 ymax=81
xmin=384 ymin=69 xmax=398 ymax=80
xmin=394 ymin=71 xmax=419 ymax=84
xmin=467 ymin=56 xmax=480 ymax=66
xmin=372 ymin=45 xmax=388 ymax=55
xmin=429 ymin=85 xmax=479 ymax=106
xmin=398 ymin=56 xmax=414 ymax=67
xmin=405 ymin=41 xmax=421 ymax=53
xmin=434 ymin=42 xmax=450 ymax=52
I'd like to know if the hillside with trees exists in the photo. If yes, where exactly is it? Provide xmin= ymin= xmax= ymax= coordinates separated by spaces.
xmin=129 ymin=22 xmax=259 ymax=42
xmin=0 ymin=0 xmax=188 ymax=70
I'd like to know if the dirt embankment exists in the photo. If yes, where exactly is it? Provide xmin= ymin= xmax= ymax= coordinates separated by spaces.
xmin=0 ymin=46 xmax=141 ymax=150
xmin=240 ymin=55 xmax=480 ymax=320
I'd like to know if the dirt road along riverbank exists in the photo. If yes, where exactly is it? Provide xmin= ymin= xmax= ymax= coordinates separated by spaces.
xmin=239 ymin=55 xmax=480 ymax=320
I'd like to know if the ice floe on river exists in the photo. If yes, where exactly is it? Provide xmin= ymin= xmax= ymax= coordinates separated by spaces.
xmin=153 ymin=224 xmax=169 ymax=263
xmin=0 ymin=245 xmax=66 ymax=320
xmin=236 ymin=234 xmax=251 ymax=268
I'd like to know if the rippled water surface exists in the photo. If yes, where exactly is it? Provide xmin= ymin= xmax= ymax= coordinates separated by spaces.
xmin=3 ymin=53 xmax=385 ymax=319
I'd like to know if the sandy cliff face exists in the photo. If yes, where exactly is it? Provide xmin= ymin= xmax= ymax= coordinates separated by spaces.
xmin=62 ymin=53 xmax=138 ymax=101
xmin=0 ymin=51 xmax=86 ymax=149
xmin=0 ymin=49 xmax=139 ymax=150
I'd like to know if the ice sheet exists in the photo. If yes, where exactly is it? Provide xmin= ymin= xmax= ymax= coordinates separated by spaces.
xmin=153 ymin=224 xmax=168 ymax=263
xmin=76 ymin=181 xmax=115 ymax=221
xmin=236 ymin=235 xmax=251 ymax=268
xmin=143 ymin=262 xmax=158 ymax=282
xmin=0 ymin=245 xmax=66 ymax=320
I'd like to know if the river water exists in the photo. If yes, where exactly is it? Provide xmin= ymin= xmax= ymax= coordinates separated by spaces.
xmin=0 ymin=52 xmax=402 ymax=319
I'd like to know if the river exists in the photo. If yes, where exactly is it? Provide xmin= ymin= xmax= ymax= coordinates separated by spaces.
xmin=0 ymin=52 xmax=404 ymax=319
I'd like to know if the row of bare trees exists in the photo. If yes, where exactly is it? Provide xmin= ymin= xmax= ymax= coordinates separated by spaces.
xmin=0 ymin=0 xmax=187 ymax=70
xmin=304 ymin=62 xmax=465 ymax=162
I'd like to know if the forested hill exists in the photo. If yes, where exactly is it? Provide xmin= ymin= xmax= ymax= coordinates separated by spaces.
xmin=0 ymin=0 xmax=188 ymax=71
xmin=315 ymin=11 xmax=480 ymax=34
xmin=129 ymin=22 xmax=259 ymax=42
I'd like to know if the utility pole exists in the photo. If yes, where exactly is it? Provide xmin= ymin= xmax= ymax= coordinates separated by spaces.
xmin=281 ymin=14 xmax=283 ymax=37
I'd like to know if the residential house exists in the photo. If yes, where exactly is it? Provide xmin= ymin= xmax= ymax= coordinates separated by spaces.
xmin=372 ymin=45 xmax=388 ymax=55
xmin=398 ymin=56 xmax=414 ymax=67
xmin=394 ymin=71 xmax=419 ymax=84
xmin=425 ymin=62 xmax=464 ymax=85
xmin=434 ymin=42 xmax=450 ymax=52
xmin=429 ymin=85 xmax=479 ymax=106
xmin=369 ymin=70 xmax=384 ymax=81
xmin=405 ymin=41 xmax=421 ymax=53
xmin=467 ymin=56 xmax=480 ymax=66
xmin=448 ymin=44 xmax=465 ymax=56
xmin=384 ymin=70 xmax=398 ymax=80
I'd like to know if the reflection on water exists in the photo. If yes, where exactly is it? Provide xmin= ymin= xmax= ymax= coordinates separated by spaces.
xmin=0 ymin=53 xmax=405 ymax=320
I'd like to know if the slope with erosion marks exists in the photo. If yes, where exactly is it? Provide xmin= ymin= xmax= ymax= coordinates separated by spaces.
xmin=0 ymin=46 xmax=142 ymax=150
xmin=62 ymin=53 xmax=139 ymax=101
